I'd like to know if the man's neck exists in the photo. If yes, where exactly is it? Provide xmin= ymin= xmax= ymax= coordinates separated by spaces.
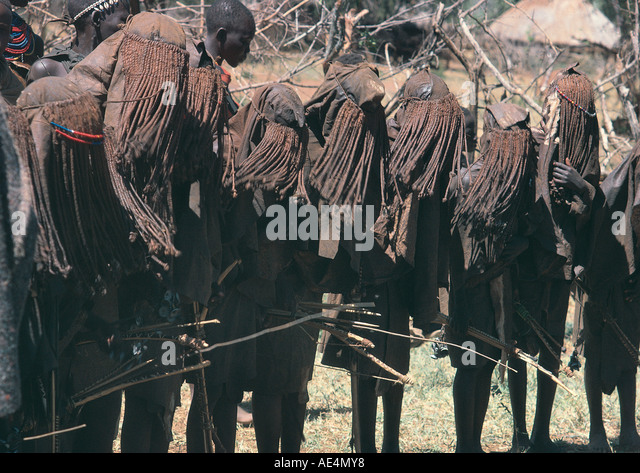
xmin=203 ymin=36 xmax=221 ymax=65
xmin=72 ymin=28 xmax=96 ymax=57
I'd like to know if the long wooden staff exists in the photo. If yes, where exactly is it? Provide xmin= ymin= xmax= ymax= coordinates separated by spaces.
xmin=268 ymin=309 xmax=516 ymax=378
xmin=263 ymin=309 xmax=413 ymax=385
xmin=192 ymin=303 xmax=216 ymax=453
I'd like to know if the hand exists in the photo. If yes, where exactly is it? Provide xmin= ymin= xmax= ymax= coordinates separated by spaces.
xmin=553 ymin=159 xmax=586 ymax=193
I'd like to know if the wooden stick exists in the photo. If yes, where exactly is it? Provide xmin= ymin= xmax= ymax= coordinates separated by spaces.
xmin=72 ymin=361 xmax=210 ymax=407
xmin=329 ymin=328 xmax=414 ymax=386
xmin=23 ymin=424 xmax=87 ymax=442
xmin=434 ymin=312 xmax=576 ymax=395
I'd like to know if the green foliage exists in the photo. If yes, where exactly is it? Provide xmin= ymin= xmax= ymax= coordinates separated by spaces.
xmin=589 ymin=0 xmax=636 ymax=35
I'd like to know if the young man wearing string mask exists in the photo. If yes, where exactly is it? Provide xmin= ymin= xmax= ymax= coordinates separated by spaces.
xmin=447 ymin=103 xmax=536 ymax=453
xmin=28 ymin=0 xmax=130 ymax=82
xmin=509 ymin=65 xmax=601 ymax=453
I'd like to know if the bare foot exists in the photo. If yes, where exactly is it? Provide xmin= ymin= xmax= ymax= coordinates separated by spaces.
xmin=527 ymin=437 xmax=562 ymax=453
xmin=587 ymin=431 xmax=612 ymax=453
xmin=237 ymin=405 xmax=253 ymax=426
xmin=510 ymin=431 xmax=530 ymax=453
xmin=618 ymin=430 xmax=640 ymax=452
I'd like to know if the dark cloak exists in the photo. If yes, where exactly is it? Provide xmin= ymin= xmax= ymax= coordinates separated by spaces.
xmin=529 ymin=65 xmax=600 ymax=281
xmin=383 ymin=70 xmax=465 ymax=327
xmin=447 ymin=103 xmax=535 ymax=371
xmin=0 ymin=99 xmax=36 ymax=417
xmin=312 ymin=61 xmax=410 ymax=394
xmin=580 ymin=143 xmax=640 ymax=394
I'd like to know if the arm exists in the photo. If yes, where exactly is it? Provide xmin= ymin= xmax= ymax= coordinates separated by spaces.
xmin=553 ymin=159 xmax=597 ymax=219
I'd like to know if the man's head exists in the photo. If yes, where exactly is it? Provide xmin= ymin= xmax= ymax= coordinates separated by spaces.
xmin=205 ymin=0 xmax=255 ymax=68
xmin=68 ymin=0 xmax=130 ymax=40
xmin=0 ymin=0 xmax=11 ymax=55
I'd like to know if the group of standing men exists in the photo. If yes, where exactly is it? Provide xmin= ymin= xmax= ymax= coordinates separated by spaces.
xmin=0 ymin=0 xmax=639 ymax=455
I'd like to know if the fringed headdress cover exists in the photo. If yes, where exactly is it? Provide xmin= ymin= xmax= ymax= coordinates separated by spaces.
xmin=389 ymin=69 xmax=465 ymax=201
xmin=452 ymin=103 xmax=536 ymax=268
xmin=305 ymin=61 xmax=389 ymax=208
xmin=112 ymin=31 xmax=189 ymax=229
xmin=538 ymin=64 xmax=600 ymax=207
xmin=65 ymin=13 xmax=192 ymax=274
xmin=225 ymin=83 xmax=308 ymax=200
xmin=17 ymin=77 xmax=142 ymax=291
xmin=174 ymin=65 xmax=226 ymax=186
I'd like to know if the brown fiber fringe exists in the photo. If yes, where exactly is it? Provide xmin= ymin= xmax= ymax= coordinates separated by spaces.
xmin=555 ymin=73 xmax=599 ymax=176
xmin=452 ymin=128 xmax=535 ymax=264
xmin=309 ymin=99 xmax=388 ymax=207
xmin=389 ymin=93 xmax=464 ymax=200
xmin=103 ymin=127 xmax=179 ymax=274
xmin=175 ymin=66 xmax=226 ymax=185
xmin=37 ymin=94 xmax=141 ymax=290
xmin=233 ymin=120 xmax=309 ymax=199
xmin=548 ymin=72 xmax=599 ymax=206
xmin=114 ymin=33 xmax=189 ymax=230
xmin=6 ymin=105 xmax=67 ymax=274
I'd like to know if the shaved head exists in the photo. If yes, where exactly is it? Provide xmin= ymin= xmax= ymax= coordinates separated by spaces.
xmin=205 ymin=0 xmax=254 ymax=34
xmin=204 ymin=0 xmax=255 ymax=67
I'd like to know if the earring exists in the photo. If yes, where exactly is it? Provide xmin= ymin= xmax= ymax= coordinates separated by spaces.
xmin=91 ymin=10 xmax=102 ymax=27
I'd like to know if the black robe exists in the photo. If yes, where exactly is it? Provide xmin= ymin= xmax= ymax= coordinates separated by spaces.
xmin=580 ymin=144 xmax=640 ymax=394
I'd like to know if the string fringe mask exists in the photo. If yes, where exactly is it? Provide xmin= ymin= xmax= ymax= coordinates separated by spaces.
xmin=233 ymin=120 xmax=309 ymax=199
xmin=453 ymin=127 xmax=535 ymax=264
xmin=547 ymin=71 xmax=599 ymax=204
xmin=309 ymin=98 xmax=388 ymax=207
xmin=6 ymin=106 xmax=59 ymax=273
xmin=20 ymin=95 xmax=142 ymax=291
xmin=175 ymin=66 xmax=225 ymax=185
xmin=104 ymin=127 xmax=178 ymax=274
xmin=113 ymin=32 xmax=189 ymax=230
xmin=389 ymin=93 xmax=465 ymax=200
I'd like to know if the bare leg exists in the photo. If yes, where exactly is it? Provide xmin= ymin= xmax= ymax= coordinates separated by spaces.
xmin=187 ymin=383 xmax=236 ymax=453
xmin=353 ymin=376 xmax=378 ymax=453
xmin=617 ymin=369 xmax=640 ymax=451
xmin=186 ymin=383 xmax=207 ymax=453
xmin=381 ymin=383 xmax=403 ymax=453
xmin=473 ymin=362 xmax=496 ymax=452
xmin=529 ymin=281 xmax=570 ymax=453
xmin=529 ymin=348 xmax=562 ymax=452
xmin=252 ymin=392 xmax=282 ymax=453
xmin=72 ymin=391 xmax=122 ymax=453
xmin=120 ymin=394 xmax=169 ymax=453
xmin=508 ymin=357 xmax=530 ymax=452
xmin=584 ymin=359 xmax=611 ymax=452
xmin=211 ymin=390 xmax=238 ymax=453
xmin=453 ymin=368 xmax=481 ymax=453
xmin=281 ymin=392 xmax=307 ymax=453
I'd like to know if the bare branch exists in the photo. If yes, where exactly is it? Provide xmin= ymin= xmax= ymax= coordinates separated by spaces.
xmin=459 ymin=15 xmax=542 ymax=116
